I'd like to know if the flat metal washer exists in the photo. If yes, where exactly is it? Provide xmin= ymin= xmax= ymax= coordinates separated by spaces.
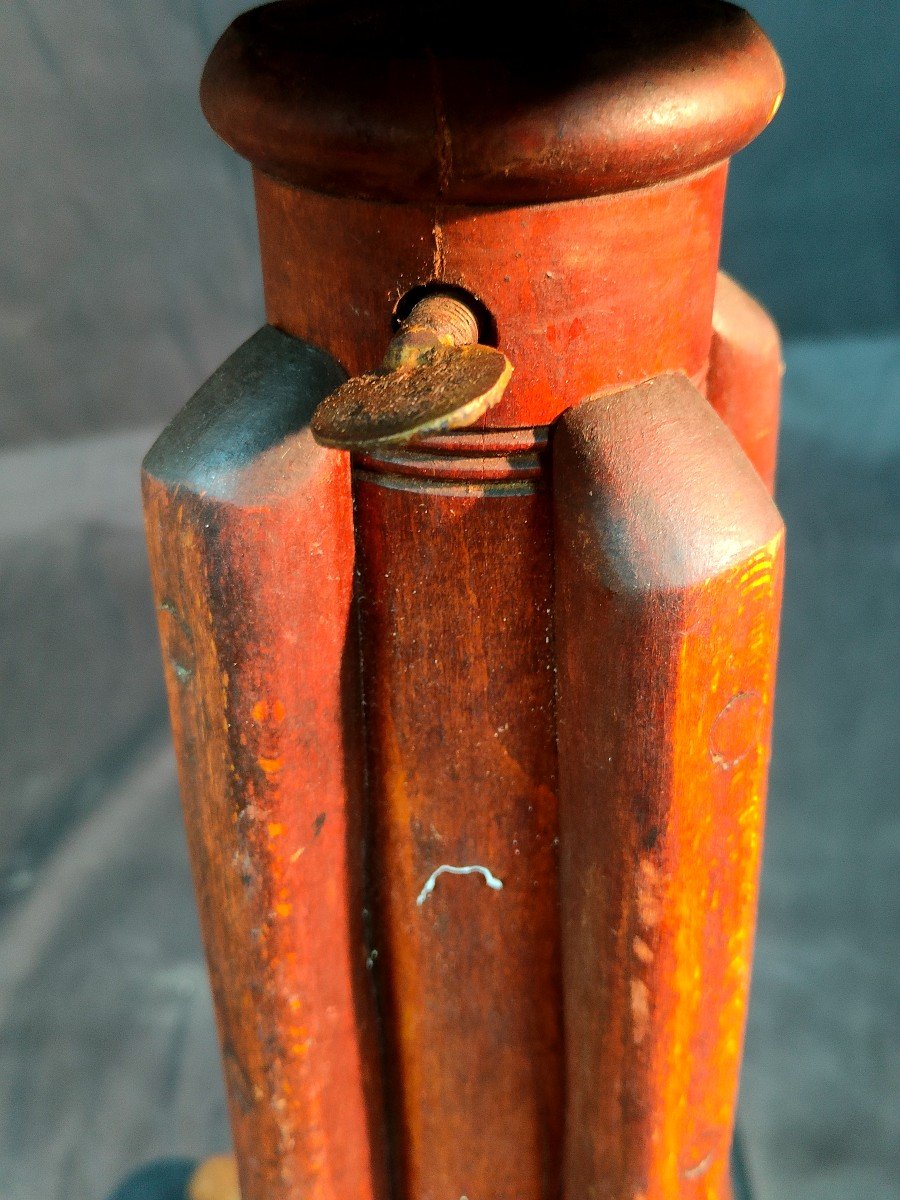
xmin=311 ymin=344 xmax=513 ymax=451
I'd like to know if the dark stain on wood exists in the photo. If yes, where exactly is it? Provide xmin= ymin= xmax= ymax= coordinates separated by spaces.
xmin=143 ymin=5 xmax=786 ymax=1197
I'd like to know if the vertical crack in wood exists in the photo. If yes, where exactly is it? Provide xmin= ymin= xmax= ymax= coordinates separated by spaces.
xmin=427 ymin=48 xmax=451 ymax=279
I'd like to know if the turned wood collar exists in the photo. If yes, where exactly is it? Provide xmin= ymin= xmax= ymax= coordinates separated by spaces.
xmin=200 ymin=0 xmax=784 ymax=204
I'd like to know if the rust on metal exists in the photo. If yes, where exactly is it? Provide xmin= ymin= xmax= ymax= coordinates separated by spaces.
xmin=311 ymin=343 xmax=512 ymax=450
xmin=311 ymin=293 xmax=512 ymax=450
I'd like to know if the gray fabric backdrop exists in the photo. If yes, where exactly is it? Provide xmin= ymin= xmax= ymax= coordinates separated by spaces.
xmin=0 ymin=3 xmax=897 ymax=1199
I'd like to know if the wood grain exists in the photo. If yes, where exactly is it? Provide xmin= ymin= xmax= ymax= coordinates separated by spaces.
xmin=352 ymin=453 xmax=562 ymax=1200
xmin=553 ymin=373 xmax=784 ymax=1200
xmin=256 ymin=167 xmax=727 ymax=428
xmin=202 ymin=1 xmax=783 ymax=204
xmin=143 ymin=5 xmax=787 ymax=1195
xmin=142 ymin=327 xmax=389 ymax=1200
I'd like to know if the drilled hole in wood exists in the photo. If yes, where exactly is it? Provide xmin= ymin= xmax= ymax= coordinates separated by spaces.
xmin=393 ymin=282 xmax=498 ymax=347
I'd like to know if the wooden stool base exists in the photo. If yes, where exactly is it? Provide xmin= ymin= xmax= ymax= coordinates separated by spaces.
xmin=141 ymin=5 xmax=785 ymax=1197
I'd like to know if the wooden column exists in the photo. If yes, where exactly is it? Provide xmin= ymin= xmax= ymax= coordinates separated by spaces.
xmin=553 ymin=375 xmax=784 ymax=1200
xmin=143 ymin=4 xmax=786 ymax=1198
xmin=143 ymin=329 xmax=390 ymax=1200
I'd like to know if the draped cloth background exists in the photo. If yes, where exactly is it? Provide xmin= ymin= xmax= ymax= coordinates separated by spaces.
xmin=1 ymin=2 xmax=897 ymax=1198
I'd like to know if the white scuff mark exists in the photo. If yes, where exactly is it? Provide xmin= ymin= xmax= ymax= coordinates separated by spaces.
xmin=683 ymin=1151 xmax=715 ymax=1180
xmin=415 ymin=864 xmax=504 ymax=907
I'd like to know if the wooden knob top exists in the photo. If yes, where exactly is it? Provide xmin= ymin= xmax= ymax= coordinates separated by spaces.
xmin=201 ymin=0 xmax=783 ymax=205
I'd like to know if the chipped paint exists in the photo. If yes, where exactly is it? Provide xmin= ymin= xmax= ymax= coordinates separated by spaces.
xmin=632 ymin=936 xmax=654 ymax=964
xmin=630 ymin=978 xmax=650 ymax=1045
xmin=709 ymin=689 xmax=762 ymax=769
xmin=252 ymin=698 xmax=286 ymax=723
xmin=636 ymin=857 xmax=662 ymax=927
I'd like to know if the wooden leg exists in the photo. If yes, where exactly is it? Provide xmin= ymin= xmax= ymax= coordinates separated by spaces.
xmin=553 ymin=373 xmax=784 ymax=1200
xmin=142 ymin=327 xmax=389 ymax=1200
xmin=709 ymin=271 xmax=783 ymax=492
xmin=352 ymin=446 xmax=562 ymax=1200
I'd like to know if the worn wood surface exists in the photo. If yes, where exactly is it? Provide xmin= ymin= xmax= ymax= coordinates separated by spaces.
xmin=202 ymin=1 xmax=783 ymax=204
xmin=553 ymin=374 xmax=784 ymax=1200
xmin=142 ymin=328 xmax=389 ymax=1200
xmin=256 ymin=169 xmax=727 ymax=429
xmin=353 ymin=442 xmax=562 ymax=1200
xmin=142 ymin=3 xmax=786 ymax=1197
xmin=710 ymin=272 xmax=784 ymax=491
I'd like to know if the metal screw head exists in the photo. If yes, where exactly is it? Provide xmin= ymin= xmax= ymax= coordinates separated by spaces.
xmin=311 ymin=291 xmax=511 ymax=451
xmin=311 ymin=343 xmax=512 ymax=451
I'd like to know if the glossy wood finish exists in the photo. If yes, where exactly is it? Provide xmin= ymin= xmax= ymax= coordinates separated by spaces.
xmin=710 ymin=272 xmax=784 ymax=491
xmin=353 ymin=451 xmax=562 ymax=1200
xmin=142 ymin=4 xmax=786 ymax=1197
xmin=142 ymin=328 xmax=389 ymax=1200
xmin=256 ymin=168 xmax=727 ymax=428
xmin=202 ymin=1 xmax=783 ymax=203
xmin=553 ymin=374 xmax=784 ymax=1200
